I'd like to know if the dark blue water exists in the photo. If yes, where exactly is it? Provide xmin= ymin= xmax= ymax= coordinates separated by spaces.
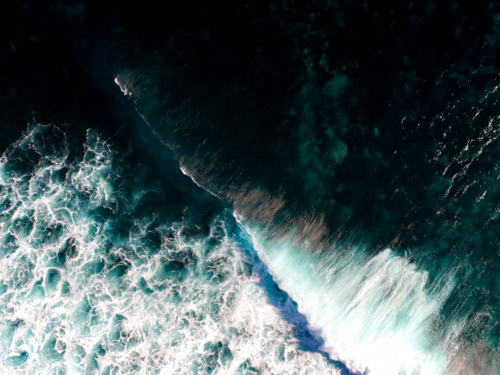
xmin=1 ymin=1 xmax=500 ymax=374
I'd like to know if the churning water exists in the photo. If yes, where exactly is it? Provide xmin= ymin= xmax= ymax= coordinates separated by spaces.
xmin=0 ymin=125 xmax=342 ymax=374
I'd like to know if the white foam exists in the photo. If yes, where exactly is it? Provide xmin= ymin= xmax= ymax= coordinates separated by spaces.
xmin=114 ymin=77 xmax=131 ymax=96
xmin=237 ymin=217 xmax=461 ymax=375
xmin=0 ymin=125 xmax=340 ymax=374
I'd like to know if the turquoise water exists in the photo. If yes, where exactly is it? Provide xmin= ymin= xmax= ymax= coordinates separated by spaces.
xmin=0 ymin=125 xmax=341 ymax=374
xmin=240 ymin=225 xmax=457 ymax=374
xmin=0 ymin=113 xmax=498 ymax=374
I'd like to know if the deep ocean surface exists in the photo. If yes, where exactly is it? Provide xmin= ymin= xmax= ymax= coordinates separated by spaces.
xmin=1 ymin=1 xmax=500 ymax=374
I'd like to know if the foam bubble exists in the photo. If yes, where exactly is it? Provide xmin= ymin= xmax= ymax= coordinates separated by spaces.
xmin=0 ymin=125 xmax=340 ymax=374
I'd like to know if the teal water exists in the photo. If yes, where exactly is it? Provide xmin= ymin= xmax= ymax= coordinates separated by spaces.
xmin=0 ymin=125 xmax=341 ymax=374
xmin=1 ymin=78 xmax=498 ymax=375
xmin=240 ymin=224 xmax=457 ymax=375
xmin=2 ymin=1 xmax=500 ymax=374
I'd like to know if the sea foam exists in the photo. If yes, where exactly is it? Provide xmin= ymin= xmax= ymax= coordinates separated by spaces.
xmin=0 ymin=125 xmax=340 ymax=374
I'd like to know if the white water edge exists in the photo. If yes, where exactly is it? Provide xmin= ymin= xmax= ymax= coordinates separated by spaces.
xmin=234 ymin=212 xmax=464 ymax=375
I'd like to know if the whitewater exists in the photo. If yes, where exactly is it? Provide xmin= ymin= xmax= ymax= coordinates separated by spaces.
xmin=0 ymin=124 xmax=341 ymax=374
xmin=0 ymin=123 xmax=482 ymax=375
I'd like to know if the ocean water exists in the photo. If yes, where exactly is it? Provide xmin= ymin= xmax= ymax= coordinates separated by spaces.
xmin=0 ymin=125 xmax=341 ymax=374
xmin=3 ymin=1 xmax=500 ymax=374
xmin=2 ymin=123 xmax=496 ymax=374
xmin=240 ymin=226 xmax=457 ymax=375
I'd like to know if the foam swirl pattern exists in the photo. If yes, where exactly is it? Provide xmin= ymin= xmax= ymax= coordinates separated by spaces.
xmin=0 ymin=125 xmax=339 ymax=374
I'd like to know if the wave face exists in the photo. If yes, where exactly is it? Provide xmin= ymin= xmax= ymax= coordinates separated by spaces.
xmin=0 ymin=125 xmax=340 ymax=374
xmin=116 ymin=61 xmax=500 ymax=373
xmin=241 ymin=225 xmax=461 ymax=375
